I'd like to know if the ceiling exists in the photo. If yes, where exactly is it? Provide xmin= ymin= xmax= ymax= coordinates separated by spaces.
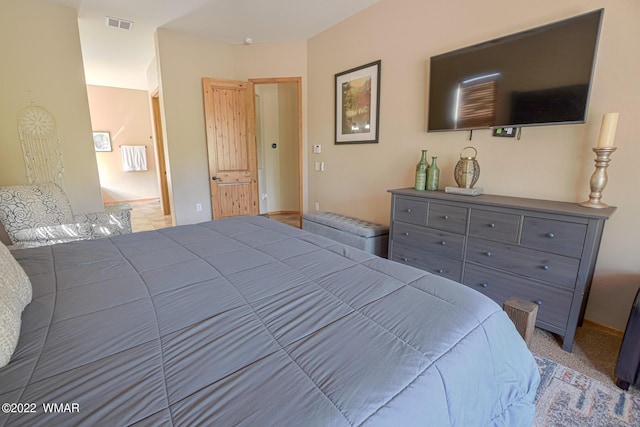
xmin=48 ymin=0 xmax=381 ymax=89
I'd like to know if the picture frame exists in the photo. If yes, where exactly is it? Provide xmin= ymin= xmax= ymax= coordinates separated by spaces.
xmin=335 ymin=60 xmax=381 ymax=144
xmin=93 ymin=131 xmax=112 ymax=152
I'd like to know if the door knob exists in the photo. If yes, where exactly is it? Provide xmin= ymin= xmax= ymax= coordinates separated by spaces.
xmin=212 ymin=176 xmax=220 ymax=181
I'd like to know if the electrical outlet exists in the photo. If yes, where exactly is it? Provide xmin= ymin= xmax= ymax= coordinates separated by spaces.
xmin=314 ymin=202 xmax=320 ymax=211
xmin=196 ymin=203 xmax=202 ymax=212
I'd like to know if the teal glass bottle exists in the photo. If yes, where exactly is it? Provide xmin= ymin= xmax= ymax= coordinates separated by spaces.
xmin=426 ymin=156 xmax=440 ymax=191
xmin=414 ymin=150 xmax=428 ymax=190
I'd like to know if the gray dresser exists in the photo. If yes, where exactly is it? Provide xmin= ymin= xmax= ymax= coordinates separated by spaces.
xmin=388 ymin=188 xmax=616 ymax=352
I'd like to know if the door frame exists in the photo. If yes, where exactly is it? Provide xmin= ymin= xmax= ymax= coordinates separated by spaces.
xmin=250 ymin=77 xmax=303 ymax=228
xmin=151 ymin=91 xmax=171 ymax=216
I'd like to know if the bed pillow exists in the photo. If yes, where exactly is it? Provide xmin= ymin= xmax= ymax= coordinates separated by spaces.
xmin=0 ymin=243 xmax=32 ymax=367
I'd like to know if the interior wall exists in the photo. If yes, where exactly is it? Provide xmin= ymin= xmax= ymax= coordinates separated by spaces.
xmin=0 ymin=0 xmax=103 ymax=214
xmin=154 ymin=29 xmax=235 ymax=225
xmin=86 ymin=85 xmax=160 ymax=203
xmin=278 ymin=83 xmax=301 ymax=212
xmin=307 ymin=0 xmax=640 ymax=330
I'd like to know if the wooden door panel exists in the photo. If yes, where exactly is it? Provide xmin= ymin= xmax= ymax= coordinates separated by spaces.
xmin=218 ymin=184 xmax=252 ymax=217
xmin=213 ymin=87 xmax=248 ymax=172
xmin=203 ymin=78 xmax=258 ymax=219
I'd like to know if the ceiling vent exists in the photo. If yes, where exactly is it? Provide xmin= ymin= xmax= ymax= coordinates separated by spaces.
xmin=105 ymin=16 xmax=133 ymax=31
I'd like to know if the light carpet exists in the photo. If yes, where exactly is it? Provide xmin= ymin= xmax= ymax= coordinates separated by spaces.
xmin=534 ymin=354 xmax=639 ymax=426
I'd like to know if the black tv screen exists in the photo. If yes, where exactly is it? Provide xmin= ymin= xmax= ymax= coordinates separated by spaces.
xmin=427 ymin=9 xmax=603 ymax=132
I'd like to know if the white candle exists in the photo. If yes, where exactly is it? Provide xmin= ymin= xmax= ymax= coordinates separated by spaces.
xmin=597 ymin=112 xmax=619 ymax=148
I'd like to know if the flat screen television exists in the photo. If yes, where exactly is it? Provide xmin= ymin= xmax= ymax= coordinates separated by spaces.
xmin=427 ymin=9 xmax=603 ymax=132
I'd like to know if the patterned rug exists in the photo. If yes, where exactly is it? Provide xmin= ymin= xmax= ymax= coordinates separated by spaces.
xmin=534 ymin=355 xmax=640 ymax=426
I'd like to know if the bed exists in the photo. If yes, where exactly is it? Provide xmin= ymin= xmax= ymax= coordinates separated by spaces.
xmin=0 ymin=216 xmax=539 ymax=426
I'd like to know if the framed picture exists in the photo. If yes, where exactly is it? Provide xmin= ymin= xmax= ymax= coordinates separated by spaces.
xmin=335 ymin=60 xmax=381 ymax=144
xmin=93 ymin=131 xmax=112 ymax=152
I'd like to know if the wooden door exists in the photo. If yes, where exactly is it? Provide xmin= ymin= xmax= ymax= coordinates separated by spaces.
xmin=203 ymin=78 xmax=258 ymax=219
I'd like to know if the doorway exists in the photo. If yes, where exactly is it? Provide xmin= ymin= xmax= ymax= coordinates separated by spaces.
xmin=201 ymin=77 xmax=302 ymax=225
xmin=252 ymin=78 xmax=302 ymax=227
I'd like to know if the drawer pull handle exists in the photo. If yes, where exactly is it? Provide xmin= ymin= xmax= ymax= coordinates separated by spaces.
xmin=542 ymin=265 xmax=550 ymax=271
xmin=402 ymin=257 xmax=408 ymax=262
xmin=480 ymin=283 xmax=488 ymax=288
xmin=547 ymin=232 xmax=555 ymax=239
xmin=406 ymin=208 xmax=412 ymax=213
xmin=440 ymin=241 xmax=446 ymax=246
xmin=403 ymin=232 xmax=409 ymax=236
xmin=535 ymin=300 xmax=543 ymax=306
xmin=485 ymin=251 xmax=492 ymax=257
xmin=437 ymin=269 xmax=444 ymax=274
xmin=489 ymin=223 xmax=496 ymax=228
xmin=443 ymin=215 xmax=449 ymax=220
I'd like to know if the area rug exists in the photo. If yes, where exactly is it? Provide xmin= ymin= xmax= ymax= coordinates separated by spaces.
xmin=534 ymin=354 xmax=640 ymax=426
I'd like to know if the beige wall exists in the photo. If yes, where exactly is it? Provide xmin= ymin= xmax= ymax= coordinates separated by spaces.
xmin=0 ymin=0 xmax=103 ymax=214
xmin=86 ymin=85 xmax=160 ymax=203
xmin=154 ymin=30 xmax=235 ymax=225
xmin=307 ymin=0 xmax=640 ymax=330
xmin=278 ymin=83 xmax=301 ymax=212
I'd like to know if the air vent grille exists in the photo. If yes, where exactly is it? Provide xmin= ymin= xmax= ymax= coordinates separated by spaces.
xmin=105 ymin=16 xmax=133 ymax=31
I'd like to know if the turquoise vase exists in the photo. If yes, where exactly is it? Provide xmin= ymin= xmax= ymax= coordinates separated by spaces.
xmin=415 ymin=150 xmax=428 ymax=190
xmin=426 ymin=156 xmax=440 ymax=191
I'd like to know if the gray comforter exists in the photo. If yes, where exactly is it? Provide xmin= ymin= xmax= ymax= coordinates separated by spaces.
xmin=1 ymin=216 xmax=539 ymax=426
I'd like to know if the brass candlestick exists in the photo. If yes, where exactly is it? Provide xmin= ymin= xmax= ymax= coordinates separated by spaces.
xmin=579 ymin=147 xmax=617 ymax=208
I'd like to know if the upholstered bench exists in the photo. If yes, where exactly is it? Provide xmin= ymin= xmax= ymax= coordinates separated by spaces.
xmin=302 ymin=212 xmax=389 ymax=257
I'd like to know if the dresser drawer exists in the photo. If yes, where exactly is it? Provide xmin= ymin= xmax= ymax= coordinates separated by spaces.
xmin=394 ymin=197 xmax=427 ymax=226
xmin=467 ymin=237 xmax=580 ymax=289
xmin=427 ymin=203 xmax=468 ymax=234
xmin=521 ymin=217 xmax=587 ymax=258
xmin=392 ymin=242 xmax=462 ymax=282
xmin=393 ymin=222 xmax=465 ymax=260
xmin=469 ymin=209 xmax=520 ymax=243
xmin=463 ymin=264 xmax=573 ymax=330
